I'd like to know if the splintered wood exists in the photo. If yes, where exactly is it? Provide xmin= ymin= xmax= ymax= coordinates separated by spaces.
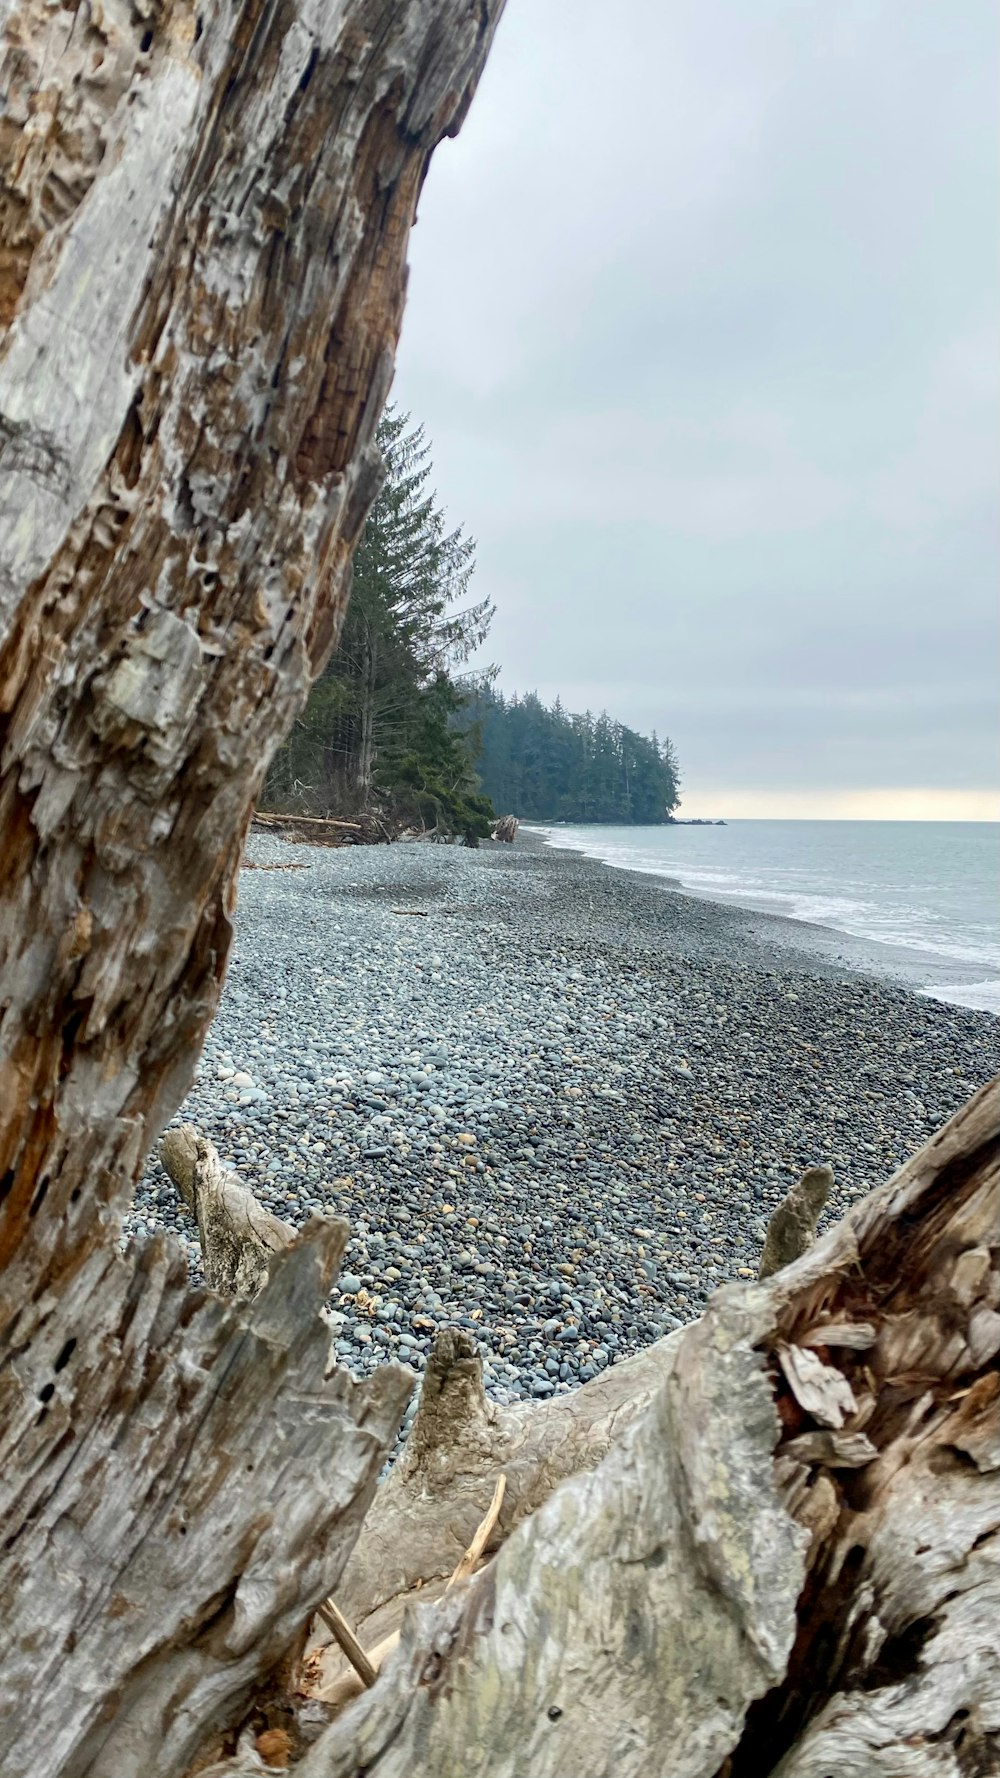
xmin=0 ymin=2 xmax=505 ymax=1774
xmin=283 ymin=1081 xmax=999 ymax=1778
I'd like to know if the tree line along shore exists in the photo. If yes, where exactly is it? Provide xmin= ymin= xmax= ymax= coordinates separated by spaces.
xmin=263 ymin=409 xmax=680 ymax=840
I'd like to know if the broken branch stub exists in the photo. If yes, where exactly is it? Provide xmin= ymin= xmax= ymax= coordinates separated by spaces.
xmin=758 ymin=1163 xmax=833 ymax=1279
xmin=161 ymin=1123 xmax=296 ymax=1298
xmin=332 ymin=1322 xmax=682 ymax=1646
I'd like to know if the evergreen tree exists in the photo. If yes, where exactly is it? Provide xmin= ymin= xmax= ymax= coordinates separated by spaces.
xmin=266 ymin=409 xmax=494 ymax=839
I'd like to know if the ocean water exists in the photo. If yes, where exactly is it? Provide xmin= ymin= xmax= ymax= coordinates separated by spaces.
xmin=534 ymin=820 xmax=1000 ymax=1014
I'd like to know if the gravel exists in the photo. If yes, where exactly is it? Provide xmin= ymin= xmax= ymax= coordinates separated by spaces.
xmin=129 ymin=830 xmax=1000 ymax=1410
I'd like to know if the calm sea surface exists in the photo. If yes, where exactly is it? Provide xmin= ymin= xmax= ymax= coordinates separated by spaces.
xmin=534 ymin=820 xmax=1000 ymax=1014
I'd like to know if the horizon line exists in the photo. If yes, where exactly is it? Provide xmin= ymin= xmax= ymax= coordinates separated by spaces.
xmin=676 ymin=790 xmax=1000 ymax=822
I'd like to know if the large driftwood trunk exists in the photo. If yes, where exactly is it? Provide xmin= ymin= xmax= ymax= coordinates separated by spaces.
xmin=294 ymin=1079 xmax=1000 ymax=1778
xmin=156 ymin=1092 xmax=999 ymax=1778
xmin=0 ymin=4 xmax=503 ymax=1773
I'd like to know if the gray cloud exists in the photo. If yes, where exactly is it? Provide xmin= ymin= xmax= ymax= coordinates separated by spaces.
xmin=393 ymin=0 xmax=998 ymax=811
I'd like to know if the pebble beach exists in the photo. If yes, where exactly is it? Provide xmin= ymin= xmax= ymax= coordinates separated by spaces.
xmin=130 ymin=830 xmax=1000 ymax=1430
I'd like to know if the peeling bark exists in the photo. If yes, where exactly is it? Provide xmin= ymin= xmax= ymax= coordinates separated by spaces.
xmin=0 ymin=3 xmax=503 ymax=1772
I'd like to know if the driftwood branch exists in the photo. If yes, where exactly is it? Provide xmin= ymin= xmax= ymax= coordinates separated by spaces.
xmin=316 ymin=1601 xmax=379 ymax=1693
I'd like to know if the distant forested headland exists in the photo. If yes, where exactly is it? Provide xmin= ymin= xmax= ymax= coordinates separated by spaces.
xmin=464 ymin=687 xmax=680 ymax=824
xmin=265 ymin=409 xmax=680 ymax=835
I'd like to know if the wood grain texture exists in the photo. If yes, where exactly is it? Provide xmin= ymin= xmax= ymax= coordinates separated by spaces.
xmin=0 ymin=3 xmax=503 ymax=1771
xmin=289 ymin=1080 xmax=1000 ymax=1778
xmin=331 ymin=1323 xmax=683 ymax=1649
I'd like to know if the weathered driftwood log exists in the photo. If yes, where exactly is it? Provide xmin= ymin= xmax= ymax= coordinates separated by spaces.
xmin=251 ymin=812 xmax=392 ymax=847
xmin=0 ymin=3 xmax=503 ymax=1773
xmin=284 ymin=1078 xmax=1000 ymax=1778
xmin=161 ymin=1123 xmax=296 ymax=1298
xmin=491 ymin=815 xmax=519 ymax=842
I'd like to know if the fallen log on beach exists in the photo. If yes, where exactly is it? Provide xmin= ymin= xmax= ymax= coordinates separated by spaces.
xmin=252 ymin=811 xmax=393 ymax=848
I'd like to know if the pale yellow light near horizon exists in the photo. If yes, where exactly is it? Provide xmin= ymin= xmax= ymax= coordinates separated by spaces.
xmin=678 ymin=788 xmax=1000 ymax=821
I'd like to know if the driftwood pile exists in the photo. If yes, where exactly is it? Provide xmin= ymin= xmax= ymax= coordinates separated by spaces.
xmin=252 ymin=812 xmax=393 ymax=848
xmin=251 ymin=811 xmax=521 ymax=851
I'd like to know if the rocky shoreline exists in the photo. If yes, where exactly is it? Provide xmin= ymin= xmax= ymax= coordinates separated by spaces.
xmin=130 ymin=831 xmax=999 ymax=1425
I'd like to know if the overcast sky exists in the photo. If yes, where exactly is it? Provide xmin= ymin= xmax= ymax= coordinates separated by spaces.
xmin=393 ymin=0 xmax=998 ymax=818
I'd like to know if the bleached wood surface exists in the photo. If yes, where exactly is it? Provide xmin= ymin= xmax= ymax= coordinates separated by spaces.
xmin=332 ymin=1160 xmax=834 ymax=1648
xmin=0 ymin=3 xmax=503 ymax=1772
xmin=331 ymin=1324 xmax=681 ymax=1648
xmin=291 ymin=1080 xmax=1000 ymax=1778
